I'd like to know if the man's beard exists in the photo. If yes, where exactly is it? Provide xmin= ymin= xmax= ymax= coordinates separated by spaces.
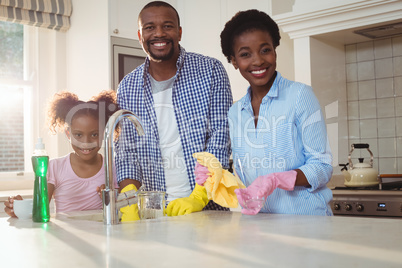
xmin=146 ymin=40 xmax=175 ymax=62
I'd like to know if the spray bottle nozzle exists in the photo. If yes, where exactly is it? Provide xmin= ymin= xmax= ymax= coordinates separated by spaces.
xmin=35 ymin=137 xmax=45 ymax=150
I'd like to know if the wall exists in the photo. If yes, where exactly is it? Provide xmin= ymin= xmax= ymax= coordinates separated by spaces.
xmin=36 ymin=27 xmax=67 ymax=160
xmin=54 ymin=0 xmax=110 ymax=158
xmin=178 ymin=0 xmax=294 ymax=101
xmin=274 ymin=0 xmax=402 ymax=179
xmin=177 ymin=0 xmax=272 ymax=101
xmin=310 ymin=37 xmax=349 ymax=171
xmin=345 ymin=36 xmax=402 ymax=174
xmin=66 ymin=0 xmax=110 ymax=100
xmin=20 ymin=0 xmax=112 ymax=160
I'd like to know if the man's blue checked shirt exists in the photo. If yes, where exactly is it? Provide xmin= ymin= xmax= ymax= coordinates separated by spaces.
xmin=116 ymin=46 xmax=233 ymax=201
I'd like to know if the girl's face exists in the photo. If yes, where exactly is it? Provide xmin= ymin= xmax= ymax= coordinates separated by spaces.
xmin=231 ymin=29 xmax=277 ymax=91
xmin=66 ymin=114 xmax=103 ymax=161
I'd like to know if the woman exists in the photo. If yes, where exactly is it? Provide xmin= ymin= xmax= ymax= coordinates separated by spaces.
xmin=219 ymin=9 xmax=333 ymax=216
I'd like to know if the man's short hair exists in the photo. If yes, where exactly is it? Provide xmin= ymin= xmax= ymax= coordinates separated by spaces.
xmin=139 ymin=1 xmax=180 ymax=26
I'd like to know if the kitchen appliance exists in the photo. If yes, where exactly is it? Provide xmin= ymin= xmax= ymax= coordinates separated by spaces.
xmin=331 ymin=174 xmax=402 ymax=218
xmin=111 ymin=36 xmax=146 ymax=90
xmin=339 ymin=143 xmax=379 ymax=187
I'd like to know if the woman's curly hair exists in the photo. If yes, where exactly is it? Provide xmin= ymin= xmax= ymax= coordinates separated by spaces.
xmin=47 ymin=90 xmax=119 ymax=134
xmin=220 ymin=9 xmax=281 ymax=63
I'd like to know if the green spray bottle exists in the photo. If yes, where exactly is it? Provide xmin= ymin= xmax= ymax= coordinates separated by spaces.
xmin=32 ymin=137 xmax=50 ymax=222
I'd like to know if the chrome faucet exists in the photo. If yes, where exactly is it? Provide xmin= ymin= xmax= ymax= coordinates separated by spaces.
xmin=102 ymin=109 xmax=145 ymax=225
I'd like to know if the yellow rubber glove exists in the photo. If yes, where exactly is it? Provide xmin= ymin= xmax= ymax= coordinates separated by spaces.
xmin=119 ymin=184 xmax=140 ymax=222
xmin=165 ymin=184 xmax=209 ymax=216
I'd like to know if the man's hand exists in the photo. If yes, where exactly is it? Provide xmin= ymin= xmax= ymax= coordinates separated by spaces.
xmin=166 ymin=184 xmax=209 ymax=216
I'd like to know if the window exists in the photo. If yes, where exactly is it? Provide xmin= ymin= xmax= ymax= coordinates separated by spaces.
xmin=0 ymin=21 xmax=33 ymax=173
xmin=0 ymin=22 xmax=23 ymax=79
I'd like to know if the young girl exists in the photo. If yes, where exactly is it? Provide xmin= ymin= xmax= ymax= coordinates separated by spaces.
xmin=196 ymin=10 xmax=333 ymax=216
xmin=4 ymin=90 xmax=118 ymax=216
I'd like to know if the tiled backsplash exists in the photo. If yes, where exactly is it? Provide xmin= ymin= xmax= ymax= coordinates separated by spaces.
xmin=345 ymin=36 xmax=402 ymax=174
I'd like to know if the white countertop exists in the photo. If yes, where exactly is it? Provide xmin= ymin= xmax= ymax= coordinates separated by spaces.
xmin=1 ymin=210 xmax=401 ymax=267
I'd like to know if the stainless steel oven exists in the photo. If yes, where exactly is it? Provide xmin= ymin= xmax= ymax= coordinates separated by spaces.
xmin=111 ymin=36 xmax=146 ymax=90
xmin=331 ymin=175 xmax=402 ymax=218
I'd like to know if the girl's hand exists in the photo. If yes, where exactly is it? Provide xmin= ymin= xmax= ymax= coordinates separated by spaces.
xmin=96 ymin=184 xmax=106 ymax=200
xmin=4 ymin=195 xmax=23 ymax=218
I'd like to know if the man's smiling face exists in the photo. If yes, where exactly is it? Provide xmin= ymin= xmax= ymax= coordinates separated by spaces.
xmin=138 ymin=6 xmax=182 ymax=63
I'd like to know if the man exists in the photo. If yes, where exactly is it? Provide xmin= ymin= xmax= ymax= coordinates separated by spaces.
xmin=115 ymin=1 xmax=232 ymax=219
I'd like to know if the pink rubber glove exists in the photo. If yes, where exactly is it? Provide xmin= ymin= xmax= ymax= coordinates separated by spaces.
xmin=234 ymin=170 xmax=297 ymax=215
xmin=194 ymin=162 xmax=210 ymax=186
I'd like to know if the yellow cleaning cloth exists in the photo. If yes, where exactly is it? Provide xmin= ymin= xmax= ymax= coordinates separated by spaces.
xmin=193 ymin=152 xmax=245 ymax=208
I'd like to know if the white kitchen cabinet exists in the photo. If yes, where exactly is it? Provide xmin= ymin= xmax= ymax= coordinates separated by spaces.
xmin=109 ymin=0 xmax=139 ymax=40
xmin=109 ymin=0 xmax=178 ymax=40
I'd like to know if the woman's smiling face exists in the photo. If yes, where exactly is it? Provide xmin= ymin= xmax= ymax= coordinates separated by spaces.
xmin=67 ymin=114 xmax=102 ymax=161
xmin=231 ymin=29 xmax=277 ymax=91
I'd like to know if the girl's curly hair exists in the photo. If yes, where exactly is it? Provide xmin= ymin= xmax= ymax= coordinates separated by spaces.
xmin=220 ymin=9 xmax=281 ymax=63
xmin=47 ymin=90 xmax=119 ymax=134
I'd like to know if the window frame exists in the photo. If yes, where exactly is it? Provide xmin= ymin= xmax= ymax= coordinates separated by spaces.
xmin=0 ymin=24 xmax=37 ymax=179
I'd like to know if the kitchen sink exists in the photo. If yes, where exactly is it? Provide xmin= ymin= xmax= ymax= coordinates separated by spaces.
xmin=64 ymin=209 xmax=167 ymax=222
xmin=67 ymin=213 xmax=103 ymax=222
xmin=63 ymin=210 xmax=104 ymax=222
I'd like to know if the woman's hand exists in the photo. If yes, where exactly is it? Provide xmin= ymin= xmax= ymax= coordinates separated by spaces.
xmin=4 ymin=195 xmax=23 ymax=217
xmin=194 ymin=162 xmax=210 ymax=186
xmin=235 ymin=170 xmax=297 ymax=215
